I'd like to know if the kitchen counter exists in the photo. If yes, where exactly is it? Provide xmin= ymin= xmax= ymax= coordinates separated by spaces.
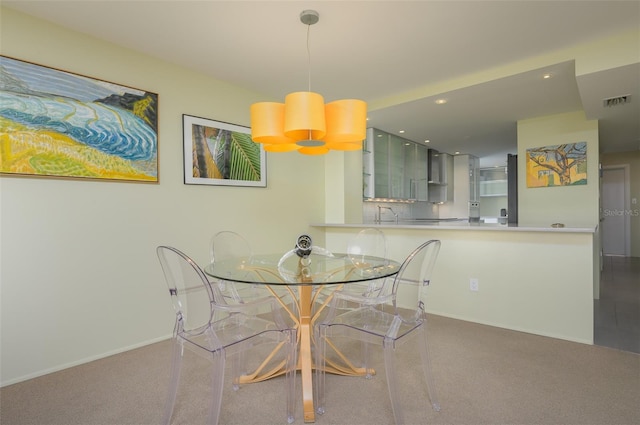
xmin=313 ymin=222 xmax=599 ymax=346
xmin=312 ymin=221 xmax=597 ymax=234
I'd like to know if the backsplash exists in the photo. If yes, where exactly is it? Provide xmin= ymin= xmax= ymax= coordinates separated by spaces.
xmin=363 ymin=201 xmax=439 ymax=223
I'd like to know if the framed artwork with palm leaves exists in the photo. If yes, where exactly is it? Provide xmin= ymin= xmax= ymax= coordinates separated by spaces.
xmin=183 ymin=114 xmax=266 ymax=187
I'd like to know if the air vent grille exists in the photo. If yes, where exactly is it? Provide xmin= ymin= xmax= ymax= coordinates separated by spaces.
xmin=603 ymin=94 xmax=631 ymax=107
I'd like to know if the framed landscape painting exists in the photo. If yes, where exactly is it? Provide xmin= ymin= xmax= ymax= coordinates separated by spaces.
xmin=526 ymin=142 xmax=587 ymax=188
xmin=0 ymin=56 xmax=158 ymax=183
xmin=183 ymin=114 xmax=266 ymax=187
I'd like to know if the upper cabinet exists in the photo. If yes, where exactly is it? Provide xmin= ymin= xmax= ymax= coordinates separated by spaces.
xmin=480 ymin=167 xmax=508 ymax=197
xmin=468 ymin=155 xmax=480 ymax=202
xmin=363 ymin=128 xmax=428 ymax=201
xmin=403 ymin=141 xmax=428 ymax=201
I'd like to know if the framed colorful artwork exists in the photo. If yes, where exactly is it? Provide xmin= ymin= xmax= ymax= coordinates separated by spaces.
xmin=182 ymin=114 xmax=266 ymax=187
xmin=0 ymin=56 xmax=158 ymax=183
xmin=526 ymin=142 xmax=587 ymax=188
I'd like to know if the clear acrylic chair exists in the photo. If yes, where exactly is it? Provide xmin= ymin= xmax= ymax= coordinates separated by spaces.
xmin=345 ymin=227 xmax=390 ymax=297
xmin=209 ymin=231 xmax=266 ymax=304
xmin=314 ymin=240 xmax=442 ymax=425
xmin=157 ymin=245 xmax=297 ymax=425
xmin=313 ymin=228 xmax=390 ymax=326
xmin=211 ymin=231 xmax=298 ymax=323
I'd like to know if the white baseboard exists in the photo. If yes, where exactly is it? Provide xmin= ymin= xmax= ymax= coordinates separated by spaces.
xmin=1 ymin=334 xmax=172 ymax=388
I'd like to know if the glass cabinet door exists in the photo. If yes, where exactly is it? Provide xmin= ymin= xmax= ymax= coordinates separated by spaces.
xmin=373 ymin=129 xmax=389 ymax=198
xmin=416 ymin=144 xmax=428 ymax=201
xmin=469 ymin=155 xmax=479 ymax=202
xmin=363 ymin=129 xmax=375 ymax=198
xmin=402 ymin=142 xmax=427 ymax=201
xmin=404 ymin=142 xmax=416 ymax=199
xmin=364 ymin=128 xmax=427 ymax=201
xmin=388 ymin=134 xmax=405 ymax=199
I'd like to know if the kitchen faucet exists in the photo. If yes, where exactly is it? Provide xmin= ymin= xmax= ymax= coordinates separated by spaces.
xmin=376 ymin=205 xmax=399 ymax=224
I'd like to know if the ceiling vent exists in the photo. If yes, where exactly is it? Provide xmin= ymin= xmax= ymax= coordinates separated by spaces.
xmin=603 ymin=94 xmax=631 ymax=107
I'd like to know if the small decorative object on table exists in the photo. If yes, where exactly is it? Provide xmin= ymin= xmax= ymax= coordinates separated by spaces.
xmin=295 ymin=235 xmax=313 ymax=258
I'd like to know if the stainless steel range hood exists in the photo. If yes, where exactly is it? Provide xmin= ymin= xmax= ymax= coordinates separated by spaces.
xmin=427 ymin=149 xmax=453 ymax=203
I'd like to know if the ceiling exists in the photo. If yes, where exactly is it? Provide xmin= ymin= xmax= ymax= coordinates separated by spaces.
xmin=4 ymin=1 xmax=639 ymax=167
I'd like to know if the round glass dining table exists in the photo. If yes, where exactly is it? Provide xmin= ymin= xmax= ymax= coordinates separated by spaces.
xmin=204 ymin=249 xmax=400 ymax=423
xmin=205 ymin=248 xmax=400 ymax=285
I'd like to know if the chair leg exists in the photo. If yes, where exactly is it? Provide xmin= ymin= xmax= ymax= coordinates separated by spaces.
xmin=207 ymin=350 xmax=226 ymax=425
xmin=382 ymin=337 xmax=405 ymax=425
xmin=231 ymin=350 xmax=246 ymax=391
xmin=314 ymin=324 xmax=327 ymax=415
xmin=284 ymin=329 xmax=298 ymax=424
xmin=162 ymin=338 xmax=184 ymax=425
xmin=361 ymin=340 xmax=373 ymax=379
xmin=361 ymin=308 xmax=376 ymax=379
xmin=416 ymin=324 xmax=440 ymax=411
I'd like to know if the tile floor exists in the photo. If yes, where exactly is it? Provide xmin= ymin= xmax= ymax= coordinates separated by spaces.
xmin=594 ymin=255 xmax=640 ymax=353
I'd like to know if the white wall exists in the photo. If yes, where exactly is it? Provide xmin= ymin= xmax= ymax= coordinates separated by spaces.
xmin=516 ymin=112 xmax=602 ymax=300
xmin=517 ymin=111 xmax=600 ymax=227
xmin=0 ymin=8 xmax=338 ymax=386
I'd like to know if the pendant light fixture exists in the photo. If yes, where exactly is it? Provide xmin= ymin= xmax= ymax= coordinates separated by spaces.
xmin=250 ymin=10 xmax=367 ymax=155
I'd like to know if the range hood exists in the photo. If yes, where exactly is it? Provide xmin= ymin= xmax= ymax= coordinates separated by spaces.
xmin=427 ymin=149 xmax=442 ymax=184
xmin=427 ymin=149 xmax=453 ymax=203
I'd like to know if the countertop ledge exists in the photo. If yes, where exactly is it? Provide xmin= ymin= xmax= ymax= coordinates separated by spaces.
xmin=312 ymin=222 xmax=597 ymax=233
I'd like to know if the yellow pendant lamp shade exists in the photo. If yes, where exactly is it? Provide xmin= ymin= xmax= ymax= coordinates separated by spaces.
xmin=264 ymin=143 xmax=300 ymax=152
xmin=250 ymin=102 xmax=295 ymax=144
xmin=323 ymin=99 xmax=367 ymax=145
xmin=298 ymin=145 xmax=330 ymax=155
xmin=284 ymin=92 xmax=326 ymax=142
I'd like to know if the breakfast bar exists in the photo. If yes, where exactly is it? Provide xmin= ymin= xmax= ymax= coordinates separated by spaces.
xmin=313 ymin=222 xmax=598 ymax=345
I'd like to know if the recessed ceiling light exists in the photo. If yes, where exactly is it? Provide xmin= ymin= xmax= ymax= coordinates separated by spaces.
xmin=543 ymin=73 xmax=553 ymax=79
xmin=424 ymin=139 xmax=430 ymax=143
xmin=454 ymin=151 xmax=460 ymax=155
xmin=399 ymin=130 xmax=405 ymax=133
xmin=435 ymin=98 xmax=447 ymax=105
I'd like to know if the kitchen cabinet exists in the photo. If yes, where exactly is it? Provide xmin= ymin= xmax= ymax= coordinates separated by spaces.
xmin=404 ymin=142 xmax=428 ymax=201
xmin=442 ymin=154 xmax=478 ymax=216
xmin=363 ymin=128 xmax=428 ymax=201
xmin=363 ymin=128 xmax=391 ymax=198
xmin=469 ymin=156 xmax=479 ymax=202
xmin=479 ymin=166 xmax=508 ymax=218
xmin=480 ymin=167 xmax=508 ymax=197
xmin=363 ymin=137 xmax=374 ymax=198
xmin=415 ymin=144 xmax=428 ymax=201
xmin=388 ymin=134 xmax=405 ymax=198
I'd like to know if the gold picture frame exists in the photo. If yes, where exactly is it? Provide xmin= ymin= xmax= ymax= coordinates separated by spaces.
xmin=0 ymin=56 xmax=159 ymax=183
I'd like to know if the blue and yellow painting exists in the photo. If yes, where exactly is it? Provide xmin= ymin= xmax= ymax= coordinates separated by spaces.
xmin=0 ymin=56 xmax=158 ymax=182
xmin=526 ymin=142 xmax=587 ymax=188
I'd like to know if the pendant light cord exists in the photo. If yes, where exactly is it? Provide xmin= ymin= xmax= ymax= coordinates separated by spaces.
xmin=306 ymin=24 xmax=312 ymax=93
xmin=306 ymin=23 xmax=312 ymax=141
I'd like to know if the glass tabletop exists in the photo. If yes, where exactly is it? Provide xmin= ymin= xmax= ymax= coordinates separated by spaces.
xmin=204 ymin=250 xmax=400 ymax=286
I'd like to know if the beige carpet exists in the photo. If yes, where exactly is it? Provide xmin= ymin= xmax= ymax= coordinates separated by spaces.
xmin=1 ymin=315 xmax=639 ymax=425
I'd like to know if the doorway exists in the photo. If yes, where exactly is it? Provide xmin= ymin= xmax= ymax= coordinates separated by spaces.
xmin=601 ymin=165 xmax=630 ymax=256
xmin=595 ymin=164 xmax=637 ymax=353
